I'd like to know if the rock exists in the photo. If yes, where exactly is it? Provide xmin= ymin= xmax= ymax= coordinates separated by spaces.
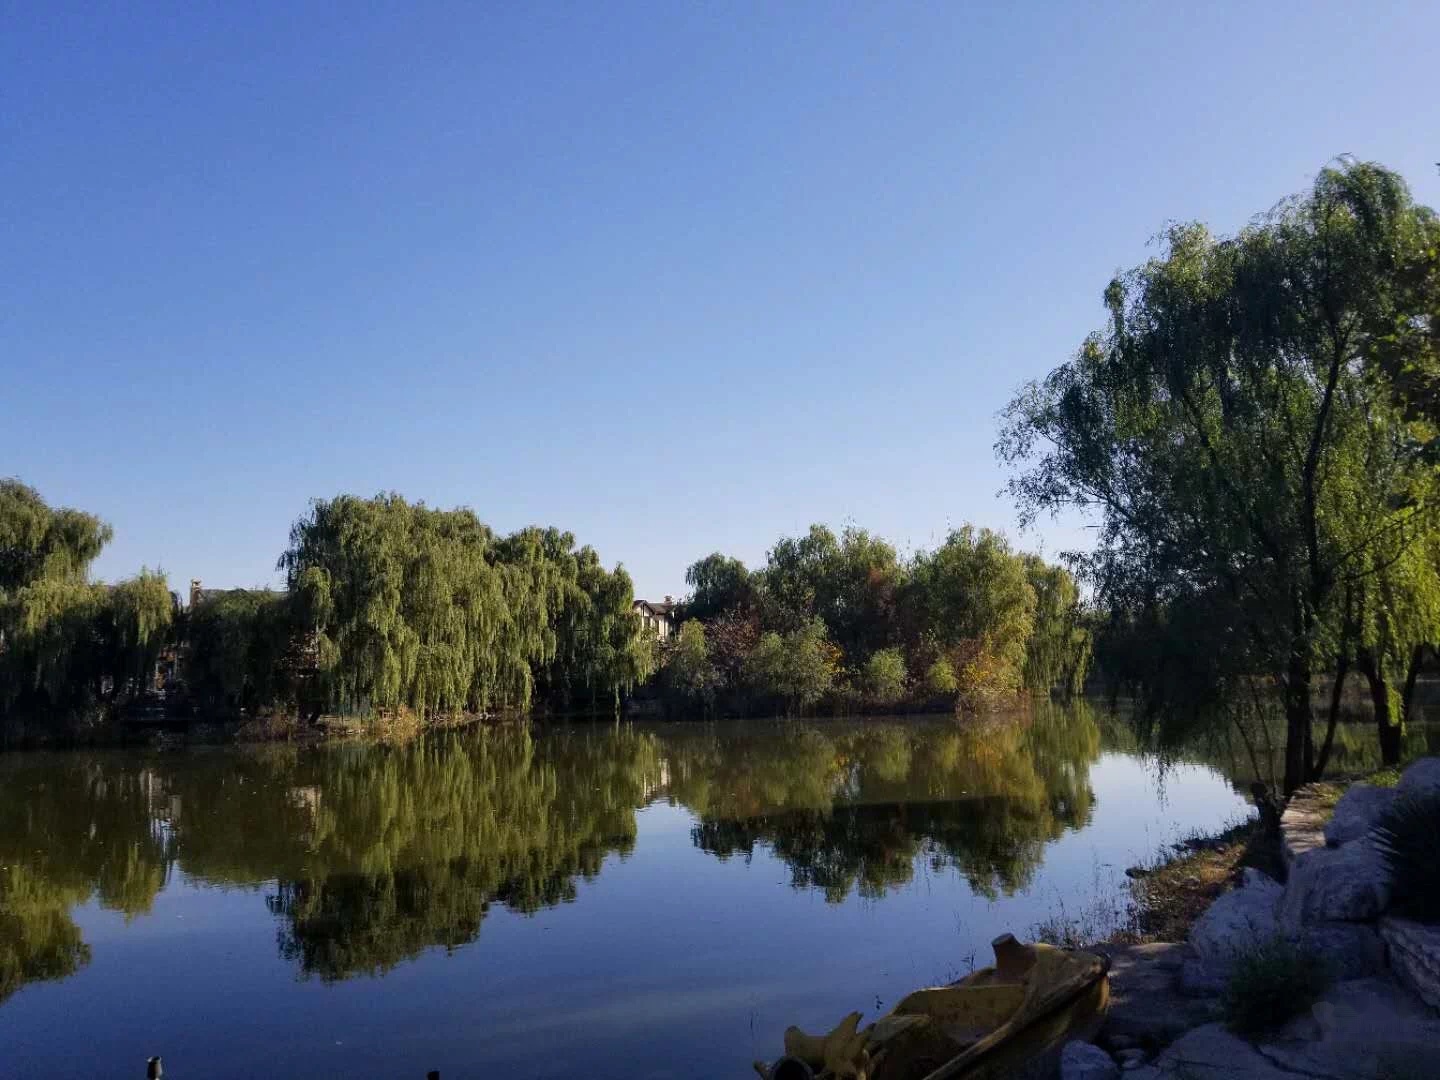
xmin=1116 ymin=1047 xmax=1147 ymax=1069
xmin=1100 ymin=943 xmax=1219 ymax=1045
xmin=1396 ymin=756 xmax=1440 ymax=801
xmin=1291 ymin=921 xmax=1386 ymax=980
xmin=1119 ymin=1069 xmax=1161 ymax=1080
xmin=1322 ymin=783 xmax=1397 ymax=846
xmin=1380 ymin=916 xmax=1440 ymax=1012
xmin=1238 ymin=867 xmax=1274 ymax=890
xmin=1280 ymin=783 xmax=1336 ymax=868
xmin=1256 ymin=976 xmax=1440 ymax=1078
xmin=1150 ymin=1023 xmax=1293 ymax=1079
xmin=1178 ymin=958 xmax=1228 ymax=999
xmin=1278 ymin=839 xmax=1390 ymax=930
xmin=1060 ymin=1040 xmax=1118 ymax=1080
xmin=1189 ymin=871 xmax=1281 ymax=965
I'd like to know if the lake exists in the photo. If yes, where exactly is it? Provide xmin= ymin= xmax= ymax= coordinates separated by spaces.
xmin=0 ymin=706 xmax=1253 ymax=1078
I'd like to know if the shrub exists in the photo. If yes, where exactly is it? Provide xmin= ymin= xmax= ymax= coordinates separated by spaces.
xmin=1372 ymin=791 xmax=1440 ymax=923
xmin=923 ymin=657 xmax=958 ymax=697
xmin=743 ymin=619 xmax=837 ymax=715
xmin=1222 ymin=938 xmax=1330 ymax=1037
xmin=862 ymin=648 xmax=908 ymax=706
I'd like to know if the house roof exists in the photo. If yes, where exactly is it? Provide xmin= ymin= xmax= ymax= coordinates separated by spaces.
xmin=634 ymin=599 xmax=676 ymax=616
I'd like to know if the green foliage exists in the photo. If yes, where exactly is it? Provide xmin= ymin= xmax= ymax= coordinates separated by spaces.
xmin=907 ymin=527 xmax=1036 ymax=705
xmin=0 ymin=481 xmax=175 ymax=731
xmin=664 ymin=620 xmax=717 ymax=708
xmin=672 ymin=521 xmax=1075 ymax=715
xmin=1000 ymin=160 xmax=1440 ymax=792
xmin=862 ymin=646 xmax=907 ymax=706
xmin=1021 ymin=555 xmax=1091 ymax=698
xmin=744 ymin=618 xmax=838 ymax=714
xmin=1222 ymin=938 xmax=1331 ymax=1037
xmin=923 ymin=656 xmax=958 ymax=697
xmin=683 ymin=554 xmax=754 ymax=623
xmin=186 ymin=589 xmax=301 ymax=714
xmin=101 ymin=570 xmax=175 ymax=692
xmin=278 ymin=495 xmax=648 ymax=719
xmin=761 ymin=525 xmax=902 ymax=661
xmin=0 ymin=479 xmax=111 ymax=594
xmin=1372 ymin=791 xmax=1440 ymax=922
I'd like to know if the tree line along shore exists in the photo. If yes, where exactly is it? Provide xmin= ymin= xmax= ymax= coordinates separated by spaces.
xmin=7 ymin=158 xmax=1440 ymax=802
xmin=0 ymin=480 xmax=1090 ymax=745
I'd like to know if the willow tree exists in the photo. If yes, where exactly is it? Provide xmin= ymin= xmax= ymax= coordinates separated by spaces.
xmin=0 ymin=479 xmax=111 ymax=593
xmin=496 ymin=528 xmax=652 ymax=715
xmin=1 ymin=481 xmax=174 ymax=729
xmin=1345 ymin=532 xmax=1440 ymax=764
xmin=538 ymin=546 xmax=653 ymax=714
xmin=1021 ymin=556 xmax=1092 ymax=699
xmin=279 ymin=494 xmax=523 ymax=717
xmin=1000 ymin=161 xmax=1440 ymax=793
xmin=279 ymin=495 xmax=647 ymax=719
xmin=185 ymin=588 xmax=299 ymax=714
xmin=100 ymin=570 xmax=175 ymax=694
xmin=1 ymin=480 xmax=111 ymax=720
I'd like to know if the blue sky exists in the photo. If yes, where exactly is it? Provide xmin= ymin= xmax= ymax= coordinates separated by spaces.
xmin=5 ymin=3 xmax=1439 ymax=598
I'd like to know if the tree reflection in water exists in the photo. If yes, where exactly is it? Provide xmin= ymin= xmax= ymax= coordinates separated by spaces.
xmin=0 ymin=705 xmax=1108 ymax=996
xmin=669 ymin=704 xmax=1100 ymax=900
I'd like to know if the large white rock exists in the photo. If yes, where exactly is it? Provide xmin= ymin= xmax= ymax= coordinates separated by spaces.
xmin=1061 ymin=1040 xmax=1119 ymax=1080
xmin=1278 ymin=839 xmax=1391 ymax=930
xmin=1397 ymin=756 xmax=1440 ymax=801
xmin=1150 ymin=1024 xmax=1292 ymax=1079
xmin=1189 ymin=870 xmax=1282 ymax=966
xmin=1322 ymin=783 xmax=1397 ymax=846
xmin=1292 ymin=921 xmax=1385 ymax=979
xmin=1380 ymin=916 xmax=1440 ymax=1013
xmin=1102 ymin=943 xmax=1218 ymax=1043
xmin=1259 ymin=977 xmax=1440 ymax=1077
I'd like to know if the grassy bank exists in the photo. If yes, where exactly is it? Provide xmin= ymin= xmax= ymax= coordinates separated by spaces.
xmin=1124 ymin=819 xmax=1283 ymax=943
xmin=1058 ymin=764 xmax=1402 ymax=948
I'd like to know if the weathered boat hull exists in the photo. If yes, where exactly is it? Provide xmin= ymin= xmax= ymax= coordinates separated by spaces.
xmin=756 ymin=935 xmax=1111 ymax=1080
xmin=915 ymin=957 xmax=1109 ymax=1080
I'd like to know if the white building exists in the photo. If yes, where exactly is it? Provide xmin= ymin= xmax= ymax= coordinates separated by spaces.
xmin=633 ymin=598 xmax=677 ymax=641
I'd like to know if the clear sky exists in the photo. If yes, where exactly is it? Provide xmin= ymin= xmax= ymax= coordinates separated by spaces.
xmin=5 ymin=3 xmax=1439 ymax=599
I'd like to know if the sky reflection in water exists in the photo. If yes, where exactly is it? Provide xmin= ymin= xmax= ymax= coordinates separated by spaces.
xmin=0 ymin=707 xmax=1256 ymax=1078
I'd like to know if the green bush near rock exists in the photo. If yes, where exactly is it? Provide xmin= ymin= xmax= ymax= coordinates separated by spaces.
xmin=1373 ymin=791 xmax=1440 ymax=923
xmin=1221 ymin=938 xmax=1331 ymax=1037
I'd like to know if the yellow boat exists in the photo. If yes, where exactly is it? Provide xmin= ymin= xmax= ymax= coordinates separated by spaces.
xmin=755 ymin=934 xmax=1110 ymax=1080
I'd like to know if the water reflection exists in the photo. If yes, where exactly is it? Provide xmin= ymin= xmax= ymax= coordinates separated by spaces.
xmin=0 ymin=704 xmax=1189 ymax=1003
xmin=669 ymin=709 xmax=1100 ymax=900
xmin=0 ymin=759 xmax=170 ymax=1000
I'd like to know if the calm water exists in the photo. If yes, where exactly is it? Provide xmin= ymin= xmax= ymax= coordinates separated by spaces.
xmin=0 ymin=707 xmax=1250 ymax=1078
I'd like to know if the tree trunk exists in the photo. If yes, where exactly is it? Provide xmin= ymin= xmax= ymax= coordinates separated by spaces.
xmin=1282 ymin=652 xmax=1314 ymax=795
xmin=1358 ymin=648 xmax=1403 ymax=767
xmin=1401 ymin=644 xmax=1425 ymax=725
xmin=1313 ymin=654 xmax=1349 ymax=780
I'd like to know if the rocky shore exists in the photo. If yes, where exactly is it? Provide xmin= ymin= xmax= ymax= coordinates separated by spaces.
xmin=1061 ymin=757 xmax=1440 ymax=1079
